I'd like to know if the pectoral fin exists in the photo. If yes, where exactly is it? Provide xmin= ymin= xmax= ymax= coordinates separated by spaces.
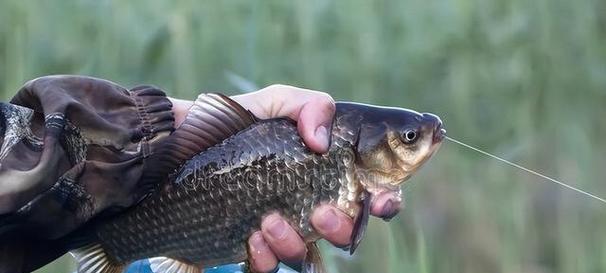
xmin=350 ymin=189 xmax=371 ymax=255
xmin=70 ymin=243 xmax=125 ymax=273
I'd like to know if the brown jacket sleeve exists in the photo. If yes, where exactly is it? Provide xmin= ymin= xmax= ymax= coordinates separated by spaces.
xmin=0 ymin=75 xmax=175 ymax=272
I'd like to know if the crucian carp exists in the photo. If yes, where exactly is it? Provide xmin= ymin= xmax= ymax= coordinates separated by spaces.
xmin=69 ymin=93 xmax=445 ymax=273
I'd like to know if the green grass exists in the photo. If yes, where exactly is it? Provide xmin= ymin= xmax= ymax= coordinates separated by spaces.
xmin=2 ymin=1 xmax=606 ymax=272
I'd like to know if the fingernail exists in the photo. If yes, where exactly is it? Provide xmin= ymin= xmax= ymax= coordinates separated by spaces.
xmin=249 ymin=232 xmax=270 ymax=255
xmin=316 ymin=208 xmax=340 ymax=233
xmin=266 ymin=216 xmax=288 ymax=240
xmin=315 ymin=125 xmax=329 ymax=151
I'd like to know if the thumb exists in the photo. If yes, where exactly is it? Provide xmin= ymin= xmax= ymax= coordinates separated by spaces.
xmin=296 ymin=95 xmax=336 ymax=153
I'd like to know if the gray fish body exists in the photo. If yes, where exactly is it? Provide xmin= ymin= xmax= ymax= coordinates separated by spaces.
xmin=96 ymin=113 xmax=361 ymax=266
xmin=73 ymin=98 xmax=445 ymax=273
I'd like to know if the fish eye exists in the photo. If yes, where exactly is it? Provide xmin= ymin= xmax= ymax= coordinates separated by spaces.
xmin=402 ymin=129 xmax=418 ymax=144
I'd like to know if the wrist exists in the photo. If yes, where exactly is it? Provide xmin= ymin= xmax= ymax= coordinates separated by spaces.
xmin=168 ymin=97 xmax=194 ymax=128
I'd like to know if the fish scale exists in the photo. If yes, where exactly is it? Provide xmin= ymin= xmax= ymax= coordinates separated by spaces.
xmin=96 ymin=118 xmax=357 ymax=266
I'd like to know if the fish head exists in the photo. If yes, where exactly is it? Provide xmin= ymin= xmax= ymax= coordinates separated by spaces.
xmin=355 ymin=107 xmax=444 ymax=193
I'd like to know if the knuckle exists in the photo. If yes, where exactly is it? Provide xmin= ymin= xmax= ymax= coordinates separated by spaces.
xmin=266 ymin=83 xmax=292 ymax=92
xmin=312 ymin=93 xmax=336 ymax=113
xmin=317 ymin=92 xmax=335 ymax=102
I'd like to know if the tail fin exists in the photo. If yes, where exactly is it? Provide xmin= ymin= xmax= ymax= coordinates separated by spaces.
xmin=70 ymin=243 xmax=125 ymax=273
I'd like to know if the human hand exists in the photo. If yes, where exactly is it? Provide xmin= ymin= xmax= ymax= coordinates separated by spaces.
xmin=171 ymin=85 xmax=402 ymax=272
xmin=170 ymin=84 xmax=338 ymax=154
xmin=235 ymin=85 xmax=403 ymax=272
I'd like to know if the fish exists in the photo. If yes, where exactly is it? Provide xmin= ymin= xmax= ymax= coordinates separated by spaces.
xmin=69 ymin=93 xmax=445 ymax=273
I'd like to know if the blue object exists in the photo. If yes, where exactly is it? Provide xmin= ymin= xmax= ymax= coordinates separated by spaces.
xmin=119 ymin=259 xmax=297 ymax=273
xmin=124 ymin=259 xmax=152 ymax=273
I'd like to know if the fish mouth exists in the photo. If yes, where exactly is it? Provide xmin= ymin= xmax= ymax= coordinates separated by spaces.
xmin=422 ymin=113 xmax=445 ymax=144
xmin=434 ymin=127 xmax=446 ymax=144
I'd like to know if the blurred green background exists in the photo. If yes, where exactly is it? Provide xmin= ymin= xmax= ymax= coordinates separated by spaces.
xmin=1 ymin=0 xmax=605 ymax=272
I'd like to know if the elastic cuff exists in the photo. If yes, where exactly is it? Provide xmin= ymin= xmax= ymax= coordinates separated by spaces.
xmin=138 ymin=93 xmax=256 ymax=190
xmin=129 ymin=85 xmax=175 ymax=142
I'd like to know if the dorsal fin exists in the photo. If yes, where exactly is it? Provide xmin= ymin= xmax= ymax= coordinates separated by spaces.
xmin=141 ymin=93 xmax=257 ymax=191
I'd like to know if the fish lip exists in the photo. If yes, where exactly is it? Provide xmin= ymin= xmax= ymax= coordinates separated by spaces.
xmin=421 ymin=113 xmax=445 ymax=144
xmin=433 ymin=127 xmax=446 ymax=144
xmin=430 ymin=117 xmax=445 ymax=144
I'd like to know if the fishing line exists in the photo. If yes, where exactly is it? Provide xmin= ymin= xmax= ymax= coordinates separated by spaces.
xmin=444 ymin=136 xmax=606 ymax=204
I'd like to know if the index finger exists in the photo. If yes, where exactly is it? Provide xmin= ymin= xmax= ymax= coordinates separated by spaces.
xmin=232 ymin=85 xmax=336 ymax=153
